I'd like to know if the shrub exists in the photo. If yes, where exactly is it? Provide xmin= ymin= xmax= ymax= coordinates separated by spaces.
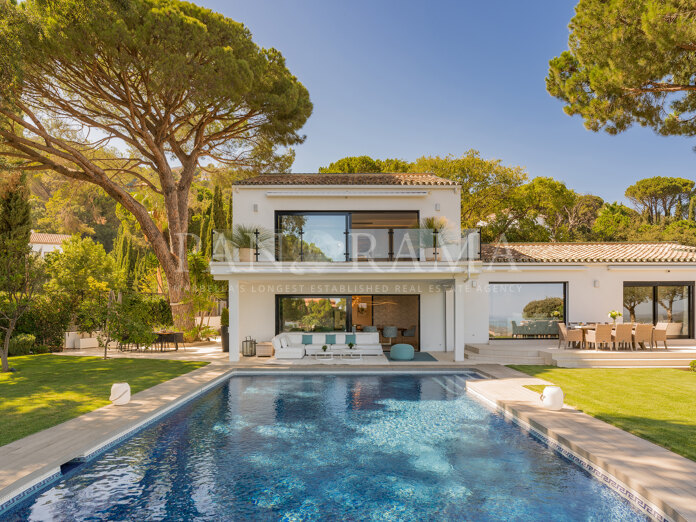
xmin=32 ymin=344 xmax=51 ymax=354
xmin=142 ymin=294 xmax=173 ymax=328
xmin=220 ymin=307 xmax=229 ymax=328
xmin=8 ymin=334 xmax=36 ymax=356
xmin=690 ymin=360 xmax=696 ymax=372
xmin=16 ymin=293 xmax=71 ymax=350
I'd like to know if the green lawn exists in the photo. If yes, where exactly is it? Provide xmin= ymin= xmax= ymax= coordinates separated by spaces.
xmin=510 ymin=365 xmax=696 ymax=461
xmin=1 ymin=355 xmax=208 ymax=447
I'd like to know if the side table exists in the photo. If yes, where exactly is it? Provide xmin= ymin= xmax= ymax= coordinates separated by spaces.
xmin=256 ymin=341 xmax=274 ymax=357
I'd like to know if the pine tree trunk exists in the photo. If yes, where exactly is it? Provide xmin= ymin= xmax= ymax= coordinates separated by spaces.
xmin=1 ymin=321 xmax=17 ymax=373
xmin=166 ymin=266 xmax=195 ymax=336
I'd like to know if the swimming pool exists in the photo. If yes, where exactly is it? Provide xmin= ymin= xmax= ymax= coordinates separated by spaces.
xmin=6 ymin=373 xmax=647 ymax=520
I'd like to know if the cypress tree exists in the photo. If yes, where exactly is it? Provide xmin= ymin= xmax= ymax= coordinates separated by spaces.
xmin=689 ymin=197 xmax=696 ymax=221
xmin=199 ymin=204 xmax=212 ymax=255
xmin=226 ymin=191 xmax=233 ymax=228
xmin=0 ymin=173 xmax=41 ymax=373
xmin=212 ymin=185 xmax=225 ymax=230
xmin=0 ymin=173 xmax=31 ymax=246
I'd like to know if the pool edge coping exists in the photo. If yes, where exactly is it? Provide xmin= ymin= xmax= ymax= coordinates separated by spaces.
xmin=465 ymin=385 xmax=673 ymax=522
xmin=0 ymin=366 xmax=236 ymax=515
xmin=1 ymin=366 xmax=686 ymax=521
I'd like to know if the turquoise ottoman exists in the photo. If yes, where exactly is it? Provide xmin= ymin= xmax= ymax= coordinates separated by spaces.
xmin=390 ymin=343 xmax=414 ymax=361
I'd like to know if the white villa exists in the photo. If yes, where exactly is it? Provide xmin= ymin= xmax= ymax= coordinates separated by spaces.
xmin=30 ymin=232 xmax=71 ymax=257
xmin=210 ymin=173 xmax=696 ymax=362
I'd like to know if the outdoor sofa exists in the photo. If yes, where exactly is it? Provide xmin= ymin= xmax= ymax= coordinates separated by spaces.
xmin=271 ymin=332 xmax=383 ymax=359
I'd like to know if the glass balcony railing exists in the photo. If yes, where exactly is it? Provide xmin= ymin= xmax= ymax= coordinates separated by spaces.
xmin=211 ymin=228 xmax=481 ymax=263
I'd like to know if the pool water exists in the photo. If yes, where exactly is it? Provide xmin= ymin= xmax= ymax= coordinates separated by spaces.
xmin=6 ymin=374 xmax=647 ymax=521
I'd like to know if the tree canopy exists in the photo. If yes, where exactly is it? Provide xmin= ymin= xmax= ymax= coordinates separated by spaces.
xmin=0 ymin=0 xmax=312 ymax=329
xmin=624 ymin=176 xmax=694 ymax=223
xmin=547 ymin=0 xmax=696 ymax=139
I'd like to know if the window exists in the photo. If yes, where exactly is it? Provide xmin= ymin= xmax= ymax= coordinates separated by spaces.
xmin=277 ymin=213 xmax=348 ymax=262
xmin=275 ymin=211 xmax=419 ymax=261
xmin=489 ymin=283 xmax=566 ymax=339
xmin=277 ymin=296 xmax=348 ymax=332
xmin=623 ymin=283 xmax=693 ymax=338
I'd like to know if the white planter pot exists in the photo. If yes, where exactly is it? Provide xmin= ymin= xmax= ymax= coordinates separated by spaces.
xmin=423 ymin=247 xmax=441 ymax=261
xmin=238 ymin=248 xmax=255 ymax=262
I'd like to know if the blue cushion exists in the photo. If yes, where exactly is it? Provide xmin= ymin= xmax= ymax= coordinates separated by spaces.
xmin=390 ymin=344 xmax=415 ymax=361
xmin=325 ymin=334 xmax=336 ymax=345
xmin=302 ymin=334 xmax=313 ymax=345
xmin=345 ymin=334 xmax=356 ymax=345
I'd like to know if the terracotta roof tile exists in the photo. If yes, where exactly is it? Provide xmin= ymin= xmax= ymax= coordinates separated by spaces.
xmin=481 ymin=242 xmax=696 ymax=263
xmin=234 ymin=173 xmax=458 ymax=186
xmin=30 ymin=232 xmax=71 ymax=245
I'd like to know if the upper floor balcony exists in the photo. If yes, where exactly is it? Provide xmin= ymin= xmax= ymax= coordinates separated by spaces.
xmin=210 ymin=223 xmax=481 ymax=278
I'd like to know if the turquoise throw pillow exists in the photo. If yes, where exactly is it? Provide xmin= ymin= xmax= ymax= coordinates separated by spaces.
xmin=345 ymin=334 xmax=356 ymax=345
xmin=302 ymin=334 xmax=313 ymax=345
xmin=325 ymin=334 xmax=336 ymax=345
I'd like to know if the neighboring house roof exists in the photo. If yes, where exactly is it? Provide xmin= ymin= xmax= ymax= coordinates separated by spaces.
xmin=234 ymin=173 xmax=458 ymax=186
xmin=481 ymin=242 xmax=696 ymax=263
xmin=30 ymin=232 xmax=71 ymax=245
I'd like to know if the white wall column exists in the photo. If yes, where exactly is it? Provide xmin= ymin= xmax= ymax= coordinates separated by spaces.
xmin=228 ymin=278 xmax=240 ymax=362
xmin=453 ymin=276 xmax=466 ymax=361
xmin=444 ymin=284 xmax=454 ymax=352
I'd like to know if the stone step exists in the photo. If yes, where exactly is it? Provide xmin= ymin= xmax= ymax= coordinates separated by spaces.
xmin=465 ymin=346 xmax=543 ymax=357
xmin=464 ymin=352 xmax=546 ymax=364
xmin=551 ymin=350 xmax=696 ymax=359
xmin=555 ymin=358 xmax=694 ymax=368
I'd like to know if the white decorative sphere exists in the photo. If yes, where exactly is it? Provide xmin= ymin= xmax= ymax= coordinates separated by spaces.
xmin=110 ymin=382 xmax=131 ymax=405
xmin=540 ymin=386 xmax=564 ymax=411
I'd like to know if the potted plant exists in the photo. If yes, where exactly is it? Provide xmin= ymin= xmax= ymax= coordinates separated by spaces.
xmin=419 ymin=217 xmax=449 ymax=261
xmin=321 ymin=344 xmax=328 ymax=352
xmin=348 ymin=342 xmax=355 ymax=350
xmin=220 ymin=307 xmax=229 ymax=353
xmin=608 ymin=310 xmax=622 ymax=325
xmin=229 ymin=224 xmax=273 ymax=262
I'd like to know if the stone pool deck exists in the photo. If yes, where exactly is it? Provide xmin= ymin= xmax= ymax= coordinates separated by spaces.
xmin=2 ymin=353 xmax=695 ymax=521
xmin=0 ymin=363 xmax=234 ymax=511
xmin=467 ymin=365 xmax=696 ymax=522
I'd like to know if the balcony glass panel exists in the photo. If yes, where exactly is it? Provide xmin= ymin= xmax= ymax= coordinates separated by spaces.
xmin=277 ymin=214 xmax=347 ymax=262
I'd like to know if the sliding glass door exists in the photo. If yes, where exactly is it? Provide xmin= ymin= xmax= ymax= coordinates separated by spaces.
xmin=276 ymin=296 xmax=348 ymax=332
xmin=488 ymin=283 xmax=566 ymax=339
xmin=623 ymin=283 xmax=693 ymax=338
xmin=275 ymin=211 xmax=419 ymax=261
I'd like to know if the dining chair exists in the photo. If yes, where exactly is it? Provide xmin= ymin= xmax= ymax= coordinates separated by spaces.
xmin=611 ymin=323 xmax=633 ymax=351
xmin=557 ymin=322 xmax=583 ymax=350
xmin=653 ymin=322 xmax=669 ymax=350
xmin=632 ymin=323 xmax=654 ymax=350
xmin=585 ymin=324 xmax=612 ymax=350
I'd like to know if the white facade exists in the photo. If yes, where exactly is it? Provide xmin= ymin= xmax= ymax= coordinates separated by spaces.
xmin=212 ymin=174 xmax=696 ymax=362
xmin=466 ymin=263 xmax=696 ymax=343
xmin=29 ymin=232 xmax=71 ymax=257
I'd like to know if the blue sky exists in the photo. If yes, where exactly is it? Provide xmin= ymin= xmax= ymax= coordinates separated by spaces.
xmin=205 ymin=0 xmax=695 ymax=203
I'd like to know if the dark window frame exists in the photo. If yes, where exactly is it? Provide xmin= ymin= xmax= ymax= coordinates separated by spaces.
xmin=488 ymin=281 xmax=568 ymax=340
xmin=274 ymin=210 xmax=420 ymax=262
xmin=622 ymin=281 xmax=694 ymax=338
xmin=275 ymin=293 xmax=421 ymax=350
